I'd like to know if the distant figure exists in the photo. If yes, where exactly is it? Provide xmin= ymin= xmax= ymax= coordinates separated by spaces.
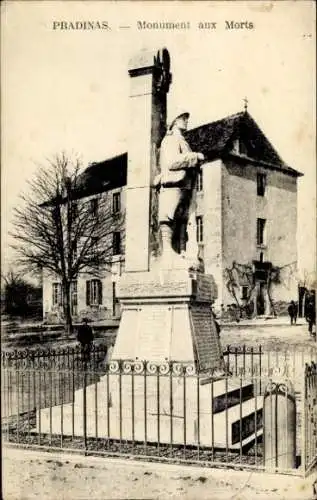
xmin=77 ymin=318 xmax=94 ymax=362
xmin=305 ymin=298 xmax=316 ymax=336
xmin=288 ymin=300 xmax=297 ymax=325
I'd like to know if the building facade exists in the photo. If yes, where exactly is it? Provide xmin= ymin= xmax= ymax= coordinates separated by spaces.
xmin=43 ymin=182 xmax=126 ymax=324
xmin=43 ymin=111 xmax=302 ymax=322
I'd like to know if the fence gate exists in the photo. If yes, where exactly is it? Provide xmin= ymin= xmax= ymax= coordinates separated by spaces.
xmin=302 ymin=362 xmax=317 ymax=476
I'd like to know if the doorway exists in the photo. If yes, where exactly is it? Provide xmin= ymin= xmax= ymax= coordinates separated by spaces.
xmin=256 ymin=282 xmax=266 ymax=316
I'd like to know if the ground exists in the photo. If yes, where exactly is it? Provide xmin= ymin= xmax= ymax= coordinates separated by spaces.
xmin=3 ymin=447 xmax=317 ymax=500
xmin=3 ymin=317 xmax=316 ymax=352
xmin=221 ymin=321 xmax=316 ymax=350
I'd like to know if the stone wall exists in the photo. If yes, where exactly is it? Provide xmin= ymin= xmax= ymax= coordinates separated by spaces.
xmin=221 ymin=160 xmax=298 ymax=309
xmin=202 ymin=160 xmax=223 ymax=305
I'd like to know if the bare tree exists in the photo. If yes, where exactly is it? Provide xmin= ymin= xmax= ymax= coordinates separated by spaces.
xmin=224 ymin=260 xmax=297 ymax=318
xmin=10 ymin=153 xmax=123 ymax=334
xmin=224 ymin=261 xmax=255 ymax=318
xmin=1 ymin=269 xmax=42 ymax=319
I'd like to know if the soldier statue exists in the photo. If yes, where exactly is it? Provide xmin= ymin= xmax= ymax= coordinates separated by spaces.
xmin=155 ymin=111 xmax=205 ymax=269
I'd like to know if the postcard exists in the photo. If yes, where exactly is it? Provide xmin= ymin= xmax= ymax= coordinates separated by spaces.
xmin=1 ymin=1 xmax=316 ymax=499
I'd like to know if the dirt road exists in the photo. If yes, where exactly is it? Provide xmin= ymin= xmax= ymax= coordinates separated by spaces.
xmin=3 ymin=447 xmax=316 ymax=500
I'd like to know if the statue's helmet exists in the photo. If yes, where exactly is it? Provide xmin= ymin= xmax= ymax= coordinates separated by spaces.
xmin=168 ymin=110 xmax=190 ymax=130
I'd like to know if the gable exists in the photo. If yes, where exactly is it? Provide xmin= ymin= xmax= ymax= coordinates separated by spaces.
xmin=185 ymin=113 xmax=241 ymax=160
xmin=238 ymin=113 xmax=284 ymax=167
xmin=186 ymin=112 xmax=301 ymax=177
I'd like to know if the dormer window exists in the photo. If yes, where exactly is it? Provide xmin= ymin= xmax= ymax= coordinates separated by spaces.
xmin=233 ymin=139 xmax=247 ymax=155
xmin=239 ymin=139 xmax=248 ymax=155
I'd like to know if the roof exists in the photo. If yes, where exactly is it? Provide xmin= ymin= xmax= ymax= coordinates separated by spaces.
xmin=40 ymin=153 xmax=128 ymax=207
xmin=186 ymin=111 xmax=301 ymax=176
xmin=74 ymin=153 xmax=127 ymax=199
xmin=75 ymin=111 xmax=301 ymax=198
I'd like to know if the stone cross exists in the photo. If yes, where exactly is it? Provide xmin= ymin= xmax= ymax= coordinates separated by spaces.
xmin=243 ymin=96 xmax=248 ymax=112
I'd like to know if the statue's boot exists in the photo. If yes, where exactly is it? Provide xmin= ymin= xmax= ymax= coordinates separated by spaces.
xmin=159 ymin=223 xmax=177 ymax=269
xmin=159 ymin=222 xmax=197 ymax=271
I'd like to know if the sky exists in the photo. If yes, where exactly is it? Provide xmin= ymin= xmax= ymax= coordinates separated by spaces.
xmin=1 ymin=0 xmax=316 ymax=279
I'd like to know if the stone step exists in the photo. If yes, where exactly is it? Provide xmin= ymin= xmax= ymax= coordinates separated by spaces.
xmin=201 ymin=379 xmax=255 ymax=414
xmin=212 ymin=397 xmax=263 ymax=449
xmin=35 ymin=376 xmax=263 ymax=450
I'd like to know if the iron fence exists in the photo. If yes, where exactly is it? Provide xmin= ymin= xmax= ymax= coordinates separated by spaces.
xmin=1 ymin=345 xmax=108 ymax=417
xmin=301 ymin=361 xmax=317 ymax=475
xmin=223 ymin=344 xmax=317 ymax=382
xmin=1 ymin=344 xmax=316 ymax=477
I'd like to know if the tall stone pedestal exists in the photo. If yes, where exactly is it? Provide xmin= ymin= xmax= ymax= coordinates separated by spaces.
xmin=113 ymin=46 xmax=223 ymax=373
xmin=112 ymin=267 xmax=223 ymax=372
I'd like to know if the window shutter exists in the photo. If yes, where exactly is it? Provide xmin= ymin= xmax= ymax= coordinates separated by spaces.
xmin=98 ymin=280 xmax=103 ymax=305
xmin=86 ymin=281 xmax=90 ymax=306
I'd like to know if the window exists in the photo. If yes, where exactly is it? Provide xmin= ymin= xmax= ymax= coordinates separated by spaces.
xmin=196 ymin=216 xmax=203 ymax=243
xmin=71 ymin=240 xmax=77 ymax=262
xmin=257 ymin=218 xmax=266 ymax=246
xmin=113 ymin=231 xmax=121 ymax=255
xmin=196 ymin=169 xmax=203 ymax=192
xmin=112 ymin=192 xmax=121 ymax=214
xmin=70 ymin=281 xmax=78 ymax=306
xmin=239 ymin=140 xmax=248 ymax=155
xmin=241 ymin=286 xmax=249 ymax=300
xmin=52 ymin=283 xmax=62 ymax=306
xmin=91 ymin=237 xmax=99 ymax=256
xmin=257 ymin=173 xmax=267 ymax=196
xmin=72 ymin=202 xmax=78 ymax=219
xmin=86 ymin=279 xmax=102 ymax=306
xmin=90 ymin=198 xmax=99 ymax=218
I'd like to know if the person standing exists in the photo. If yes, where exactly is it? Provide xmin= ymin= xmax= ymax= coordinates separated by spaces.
xmin=288 ymin=300 xmax=297 ymax=325
xmin=305 ymin=297 xmax=316 ymax=336
xmin=77 ymin=318 xmax=94 ymax=363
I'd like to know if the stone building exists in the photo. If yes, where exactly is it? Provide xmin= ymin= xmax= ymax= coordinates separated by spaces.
xmin=42 ymin=110 xmax=302 ymax=322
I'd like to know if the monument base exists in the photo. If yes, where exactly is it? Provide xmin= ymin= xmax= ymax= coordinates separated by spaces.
xmin=113 ymin=268 xmax=222 ymax=372
xmin=35 ymin=370 xmax=263 ymax=450
xmin=35 ymin=267 xmax=266 ymax=453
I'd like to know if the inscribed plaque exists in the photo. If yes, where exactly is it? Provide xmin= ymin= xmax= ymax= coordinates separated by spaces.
xmin=190 ymin=305 xmax=222 ymax=371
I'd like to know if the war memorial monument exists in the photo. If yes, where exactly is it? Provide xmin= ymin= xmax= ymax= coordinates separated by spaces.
xmin=37 ymin=48 xmax=263 ymax=451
